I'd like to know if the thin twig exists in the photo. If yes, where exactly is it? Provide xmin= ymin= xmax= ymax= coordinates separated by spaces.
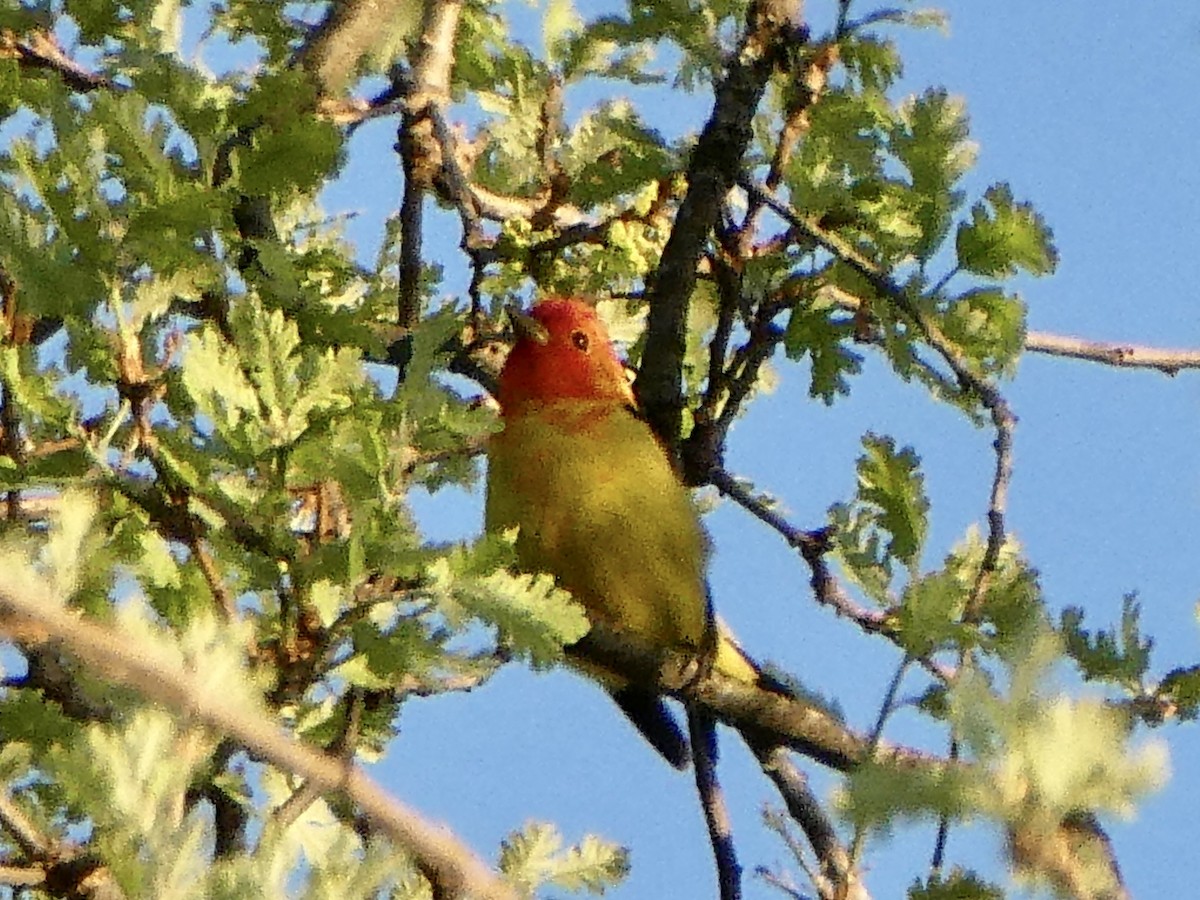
xmin=689 ymin=709 xmax=742 ymax=900
xmin=272 ymin=689 xmax=367 ymax=831
xmin=1024 ymin=330 xmax=1200 ymax=373
xmin=928 ymin=735 xmax=959 ymax=876
xmin=0 ymin=791 xmax=49 ymax=858
xmin=752 ymin=745 xmax=871 ymax=900
xmin=0 ymin=790 xmax=126 ymax=900
xmin=190 ymin=537 xmax=238 ymax=622
xmin=847 ymin=657 xmax=911 ymax=869
xmin=0 ymin=28 xmax=114 ymax=92
xmin=737 ymin=179 xmax=1016 ymax=621
xmin=708 ymin=468 xmax=957 ymax=683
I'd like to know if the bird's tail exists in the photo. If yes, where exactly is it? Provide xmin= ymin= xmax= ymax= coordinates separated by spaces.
xmin=609 ymin=620 xmax=788 ymax=769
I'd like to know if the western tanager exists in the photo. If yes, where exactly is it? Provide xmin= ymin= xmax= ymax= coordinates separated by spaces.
xmin=485 ymin=298 xmax=758 ymax=767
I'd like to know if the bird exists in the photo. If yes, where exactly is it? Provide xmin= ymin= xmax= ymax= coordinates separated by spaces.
xmin=484 ymin=297 xmax=761 ymax=767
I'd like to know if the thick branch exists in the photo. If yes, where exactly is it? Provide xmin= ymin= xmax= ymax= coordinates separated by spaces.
xmin=396 ymin=0 xmax=466 ymax=331
xmin=574 ymin=625 xmax=931 ymax=772
xmin=576 ymin=625 xmax=1124 ymax=900
xmin=640 ymin=0 xmax=804 ymax=451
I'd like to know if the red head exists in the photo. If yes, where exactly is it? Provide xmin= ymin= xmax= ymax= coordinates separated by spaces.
xmin=497 ymin=299 xmax=634 ymax=411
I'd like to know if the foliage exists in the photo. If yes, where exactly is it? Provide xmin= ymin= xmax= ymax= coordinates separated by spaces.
xmin=0 ymin=0 xmax=1183 ymax=898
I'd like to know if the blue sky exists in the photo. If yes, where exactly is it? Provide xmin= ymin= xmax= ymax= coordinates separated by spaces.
xmin=319 ymin=1 xmax=1200 ymax=896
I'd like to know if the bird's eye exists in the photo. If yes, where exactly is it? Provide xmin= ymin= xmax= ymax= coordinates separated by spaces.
xmin=570 ymin=330 xmax=590 ymax=352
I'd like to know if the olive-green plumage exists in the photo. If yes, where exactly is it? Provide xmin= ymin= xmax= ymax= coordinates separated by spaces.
xmin=487 ymin=398 xmax=711 ymax=651
xmin=485 ymin=298 xmax=758 ymax=766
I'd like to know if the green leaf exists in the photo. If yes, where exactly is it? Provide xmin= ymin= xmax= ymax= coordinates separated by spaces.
xmin=890 ymin=88 xmax=975 ymax=260
xmin=543 ymin=0 xmax=583 ymax=65
xmin=429 ymin=539 xmax=590 ymax=668
xmin=1158 ymin=666 xmax=1200 ymax=721
xmin=940 ymin=287 xmax=1027 ymax=376
xmin=908 ymin=869 xmax=1004 ymax=900
xmin=841 ymin=754 xmax=976 ymax=830
xmin=499 ymin=822 xmax=629 ymax=895
xmin=783 ymin=297 xmax=862 ymax=402
xmin=564 ymin=101 xmax=672 ymax=208
xmin=1060 ymin=594 xmax=1152 ymax=690
xmin=179 ymin=322 xmax=262 ymax=457
xmin=856 ymin=434 xmax=928 ymax=568
xmin=839 ymin=34 xmax=903 ymax=93
xmin=955 ymin=184 xmax=1058 ymax=278
xmin=898 ymin=569 xmax=968 ymax=656
xmin=785 ymin=88 xmax=894 ymax=218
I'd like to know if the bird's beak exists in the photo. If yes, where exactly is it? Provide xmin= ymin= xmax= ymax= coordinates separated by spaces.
xmin=506 ymin=306 xmax=550 ymax=345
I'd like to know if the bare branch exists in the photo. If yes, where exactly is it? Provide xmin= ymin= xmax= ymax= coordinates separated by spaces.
xmin=0 ymin=791 xmax=48 ymax=859
xmin=690 ymin=709 xmax=743 ymax=900
xmin=0 ymin=864 xmax=45 ymax=887
xmin=709 ymin=468 xmax=958 ymax=682
xmin=576 ymin=624 xmax=1126 ymax=900
xmin=395 ymin=0 xmax=465 ymax=331
xmin=1009 ymin=812 xmax=1127 ymax=900
xmin=1025 ymin=330 xmax=1200 ymax=374
xmin=574 ymin=624 xmax=935 ymax=772
xmin=0 ymin=790 xmax=127 ymax=900
xmin=0 ymin=579 xmax=516 ymax=900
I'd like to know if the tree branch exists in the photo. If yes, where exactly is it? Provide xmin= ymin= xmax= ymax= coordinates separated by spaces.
xmin=1025 ymin=330 xmax=1200 ymax=374
xmin=574 ymin=625 xmax=933 ymax=772
xmin=575 ymin=624 xmax=1126 ymax=900
xmin=690 ymin=709 xmax=743 ymax=900
xmin=395 ymin=0 xmax=465 ymax=332
xmin=0 ymin=790 xmax=126 ymax=900
xmin=707 ymin=468 xmax=957 ymax=683
xmin=640 ymin=0 xmax=805 ymax=452
xmin=0 ymin=27 xmax=114 ymax=92
xmin=0 ymin=578 xmax=515 ymax=900
xmin=752 ymin=745 xmax=870 ymax=900
xmin=737 ymin=178 xmax=1015 ymax=617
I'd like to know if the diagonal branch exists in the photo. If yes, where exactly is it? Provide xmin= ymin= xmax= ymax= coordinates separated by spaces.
xmin=0 ymin=27 xmax=114 ymax=92
xmin=708 ymin=468 xmax=957 ymax=683
xmin=0 ymin=789 xmax=126 ymax=900
xmin=639 ymin=0 xmax=805 ymax=453
xmin=737 ymin=178 xmax=1015 ymax=616
xmin=752 ymin=745 xmax=870 ymax=900
xmin=0 ymin=575 xmax=515 ymax=900
xmin=576 ymin=624 xmax=1126 ymax=900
